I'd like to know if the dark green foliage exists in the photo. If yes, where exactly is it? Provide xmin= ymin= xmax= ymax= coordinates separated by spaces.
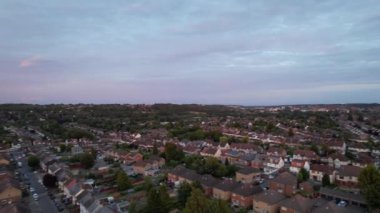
xmin=322 ymin=173 xmax=330 ymax=187
xmin=359 ymin=165 xmax=380 ymax=211
xmin=297 ymin=168 xmax=309 ymax=182
xmin=183 ymin=188 xmax=232 ymax=213
xmin=116 ymin=171 xmax=131 ymax=191
xmin=184 ymin=155 xmax=237 ymax=178
xmin=207 ymin=199 xmax=232 ymax=213
xmin=144 ymin=177 xmax=153 ymax=192
xmin=27 ymin=155 xmax=40 ymax=169
xmin=69 ymin=153 xmax=95 ymax=169
xmin=163 ymin=143 xmax=185 ymax=166
xmin=43 ymin=173 xmax=57 ymax=188
xmin=145 ymin=185 xmax=172 ymax=213
xmin=183 ymin=188 xmax=208 ymax=213
xmin=178 ymin=182 xmax=192 ymax=208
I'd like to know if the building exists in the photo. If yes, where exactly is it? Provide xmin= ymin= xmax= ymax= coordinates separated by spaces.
xmin=264 ymin=156 xmax=284 ymax=174
xmin=293 ymin=150 xmax=318 ymax=161
xmin=278 ymin=194 xmax=316 ymax=213
xmin=235 ymin=166 xmax=261 ymax=184
xmin=335 ymin=165 xmax=362 ymax=189
xmin=132 ymin=156 xmax=165 ymax=176
xmin=268 ymin=172 xmax=297 ymax=197
xmin=253 ymin=190 xmax=287 ymax=213
xmin=212 ymin=179 xmax=240 ymax=201
xmin=289 ymin=160 xmax=310 ymax=174
xmin=267 ymin=147 xmax=287 ymax=157
xmin=309 ymin=164 xmax=335 ymax=183
xmin=231 ymin=184 xmax=262 ymax=208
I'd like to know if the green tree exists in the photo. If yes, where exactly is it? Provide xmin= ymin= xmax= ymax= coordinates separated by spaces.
xmin=359 ymin=165 xmax=380 ymax=211
xmin=219 ymin=136 xmax=228 ymax=144
xmin=322 ymin=173 xmax=330 ymax=187
xmin=144 ymin=176 xmax=153 ymax=192
xmin=288 ymin=128 xmax=294 ymax=137
xmin=164 ymin=143 xmax=184 ymax=166
xmin=183 ymin=188 xmax=208 ymax=213
xmin=79 ymin=153 xmax=95 ymax=169
xmin=27 ymin=155 xmax=40 ymax=169
xmin=297 ymin=168 xmax=309 ymax=182
xmin=207 ymin=199 xmax=232 ymax=213
xmin=42 ymin=173 xmax=57 ymax=188
xmin=116 ymin=171 xmax=131 ymax=191
xmin=310 ymin=144 xmax=319 ymax=154
xmin=145 ymin=185 xmax=171 ymax=213
xmin=178 ymin=182 xmax=192 ymax=208
xmin=191 ymin=180 xmax=203 ymax=191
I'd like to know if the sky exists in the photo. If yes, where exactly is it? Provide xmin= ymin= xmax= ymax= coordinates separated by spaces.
xmin=1 ymin=0 xmax=380 ymax=105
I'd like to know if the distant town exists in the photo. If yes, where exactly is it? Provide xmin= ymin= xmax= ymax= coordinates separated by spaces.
xmin=1 ymin=103 xmax=380 ymax=213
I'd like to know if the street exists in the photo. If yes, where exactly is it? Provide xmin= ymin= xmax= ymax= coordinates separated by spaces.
xmin=13 ymin=150 xmax=60 ymax=213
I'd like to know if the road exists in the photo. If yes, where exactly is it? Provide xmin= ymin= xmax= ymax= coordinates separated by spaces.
xmin=12 ymin=150 xmax=59 ymax=213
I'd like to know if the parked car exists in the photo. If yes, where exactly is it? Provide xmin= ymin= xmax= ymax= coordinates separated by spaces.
xmin=337 ymin=200 xmax=348 ymax=207
xmin=33 ymin=193 xmax=39 ymax=201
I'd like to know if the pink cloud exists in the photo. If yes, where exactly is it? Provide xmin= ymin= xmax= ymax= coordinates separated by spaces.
xmin=19 ymin=55 xmax=41 ymax=68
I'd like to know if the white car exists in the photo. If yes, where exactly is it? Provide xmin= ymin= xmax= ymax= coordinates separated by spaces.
xmin=33 ymin=193 xmax=39 ymax=201
xmin=337 ymin=200 xmax=347 ymax=207
xmin=30 ymin=187 xmax=35 ymax=193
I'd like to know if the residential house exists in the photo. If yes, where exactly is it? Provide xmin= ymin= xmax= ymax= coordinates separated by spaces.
xmin=267 ymin=147 xmax=287 ymax=158
xmin=325 ymin=154 xmax=351 ymax=169
xmin=71 ymin=145 xmax=84 ymax=156
xmin=253 ymin=190 xmax=287 ymax=213
xmin=289 ymin=160 xmax=310 ymax=174
xmin=264 ymin=156 xmax=284 ymax=174
xmin=223 ymin=149 xmax=242 ymax=165
xmin=132 ymin=156 xmax=165 ymax=176
xmin=183 ymin=145 xmax=200 ymax=156
xmin=47 ymin=163 xmax=62 ymax=176
xmin=63 ymin=178 xmax=84 ymax=204
xmin=235 ymin=153 xmax=256 ymax=167
xmin=120 ymin=152 xmax=143 ymax=165
xmin=348 ymin=143 xmax=370 ymax=154
xmin=231 ymin=184 xmax=262 ymax=208
xmin=213 ymin=179 xmax=240 ymax=201
xmin=235 ymin=166 xmax=261 ymax=184
xmin=78 ymin=191 xmax=113 ymax=213
xmin=335 ymin=165 xmax=362 ymax=189
xmin=352 ymin=153 xmax=374 ymax=168
xmin=200 ymin=147 xmax=221 ymax=158
xmin=293 ymin=150 xmax=318 ymax=161
xmin=40 ymin=156 xmax=56 ymax=172
xmin=327 ymin=141 xmax=346 ymax=155
xmin=299 ymin=181 xmax=315 ymax=195
xmin=268 ymin=172 xmax=297 ymax=197
xmin=279 ymin=194 xmax=316 ymax=213
xmin=230 ymin=143 xmax=260 ymax=154
xmin=199 ymin=175 xmax=219 ymax=197
xmin=309 ymin=164 xmax=335 ymax=183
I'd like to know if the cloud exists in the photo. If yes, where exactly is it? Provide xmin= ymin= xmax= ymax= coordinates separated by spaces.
xmin=19 ymin=55 xmax=42 ymax=68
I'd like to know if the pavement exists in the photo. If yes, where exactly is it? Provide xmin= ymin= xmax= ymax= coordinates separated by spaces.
xmin=12 ymin=150 xmax=61 ymax=213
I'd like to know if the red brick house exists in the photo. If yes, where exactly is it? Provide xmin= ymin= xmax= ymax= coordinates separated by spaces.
xmin=231 ymin=184 xmax=262 ymax=208
xmin=335 ymin=165 xmax=362 ymax=189
xmin=268 ymin=172 xmax=297 ymax=197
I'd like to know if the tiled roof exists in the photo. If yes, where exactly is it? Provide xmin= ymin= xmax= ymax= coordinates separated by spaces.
xmin=254 ymin=189 xmax=286 ymax=204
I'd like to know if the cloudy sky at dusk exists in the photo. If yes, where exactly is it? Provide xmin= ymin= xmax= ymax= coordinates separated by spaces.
xmin=1 ymin=0 xmax=380 ymax=105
